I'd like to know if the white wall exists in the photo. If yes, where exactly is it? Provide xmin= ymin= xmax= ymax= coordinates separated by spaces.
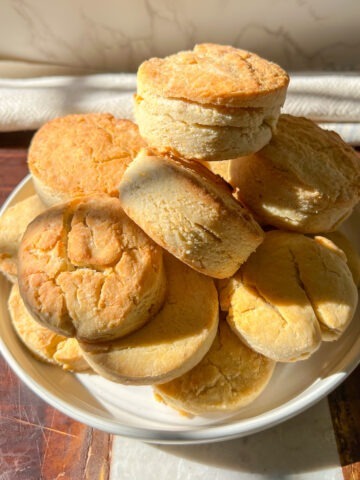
xmin=0 ymin=0 xmax=359 ymax=72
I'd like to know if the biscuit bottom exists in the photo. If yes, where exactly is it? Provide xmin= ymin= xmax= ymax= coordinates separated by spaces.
xmin=79 ymin=254 xmax=219 ymax=385
xmin=8 ymin=284 xmax=89 ymax=372
xmin=154 ymin=320 xmax=275 ymax=415
xmin=135 ymin=95 xmax=279 ymax=161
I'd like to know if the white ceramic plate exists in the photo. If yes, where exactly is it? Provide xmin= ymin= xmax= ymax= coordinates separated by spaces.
xmin=1 ymin=175 xmax=360 ymax=444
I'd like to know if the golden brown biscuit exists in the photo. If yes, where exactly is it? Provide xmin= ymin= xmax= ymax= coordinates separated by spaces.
xmin=28 ymin=114 xmax=146 ymax=206
xmin=18 ymin=196 xmax=166 ymax=342
xmin=230 ymin=115 xmax=360 ymax=233
xmin=118 ymin=148 xmax=264 ymax=279
xmin=135 ymin=44 xmax=289 ymax=160
xmin=8 ymin=283 xmax=89 ymax=371
xmin=219 ymin=231 xmax=358 ymax=362
xmin=154 ymin=319 xmax=275 ymax=416
xmin=79 ymin=254 xmax=219 ymax=385
xmin=317 ymin=231 xmax=360 ymax=286
xmin=0 ymin=195 xmax=45 ymax=283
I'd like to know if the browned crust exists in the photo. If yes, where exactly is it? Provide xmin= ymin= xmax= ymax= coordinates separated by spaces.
xmin=18 ymin=195 xmax=165 ymax=342
xmin=28 ymin=114 xmax=146 ymax=197
xmin=137 ymin=43 xmax=289 ymax=107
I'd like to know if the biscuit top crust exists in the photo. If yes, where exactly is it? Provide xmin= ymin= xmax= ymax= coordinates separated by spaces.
xmin=18 ymin=196 xmax=164 ymax=341
xmin=221 ymin=230 xmax=358 ymax=347
xmin=28 ymin=114 xmax=146 ymax=197
xmin=137 ymin=43 xmax=289 ymax=107
xmin=257 ymin=114 xmax=360 ymax=203
xmin=155 ymin=319 xmax=275 ymax=413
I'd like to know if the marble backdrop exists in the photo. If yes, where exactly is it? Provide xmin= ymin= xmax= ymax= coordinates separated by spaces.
xmin=0 ymin=0 xmax=359 ymax=72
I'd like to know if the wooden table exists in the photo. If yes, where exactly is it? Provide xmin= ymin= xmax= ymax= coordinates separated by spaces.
xmin=0 ymin=132 xmax=359 ymax=480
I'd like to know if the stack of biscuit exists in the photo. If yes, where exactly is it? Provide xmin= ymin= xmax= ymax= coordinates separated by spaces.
xmin=1 ymin=44 xmax=359 ymax=418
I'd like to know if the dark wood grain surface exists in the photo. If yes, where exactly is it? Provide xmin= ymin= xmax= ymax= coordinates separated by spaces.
xmin=328 ymin=367 xmax=360 ymax=480
xmin=0 ymin=132 xmax=112 ymax=480
xmin=0 ymin=131 xmax=359 ymax=480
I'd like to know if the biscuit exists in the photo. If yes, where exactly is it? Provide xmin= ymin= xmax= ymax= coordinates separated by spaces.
xmin=317 ymin=232 xmax=360 ymax=286
xmin=219 ymin=231 xmax=358 ymax=362
xmin=8 ymin=283 xmax=89 ymax=371
xmin=28 ymin=114 xmax=146 ymax=206
xmin=79 ymin=254 xmax=219 ymax=385
xmin=229 ymin=115 xmax=360 ymax=233
xmin=135 ymin=43 xmax=289 ymax=160
xmin=52 ymin=338 xmax=90 ymax=372
xmin=0 ymin=195 xmax=45 ymax=283
xmin=154 ymin=319 xmax=275 ymax=415
xmin=118 ymin=148 xmax=264 ymax=279
xmin=18 ymin=196 xmax=166 ymax=342
xmin=201 ymin=160 xmax=232 ymax=183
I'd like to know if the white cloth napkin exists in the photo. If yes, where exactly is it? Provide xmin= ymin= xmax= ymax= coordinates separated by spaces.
xmin=284 ymin=73 xmax=360 ymax=144
xmin=110 ymin=399 xmax=343 ymax=480
xmin=0 ymin=72 xmax=359 ymax=144
xmin=0 ymin=74 xmax=137 ymax=132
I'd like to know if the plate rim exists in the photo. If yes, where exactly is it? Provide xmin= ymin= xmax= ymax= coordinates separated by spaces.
xmin=0 ymin=174 xmax=359 ymax=444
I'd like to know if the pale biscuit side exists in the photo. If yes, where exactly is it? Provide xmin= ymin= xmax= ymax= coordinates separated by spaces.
xmin=9 ymin=283 xmax=89 ymax=372
xmin=135 ymin=104 xmax=274 ymax=160
xmin=119 ymin=149 xmax=264 ymax=279
xmin=0 ymin=195 xmax=45 ymax=282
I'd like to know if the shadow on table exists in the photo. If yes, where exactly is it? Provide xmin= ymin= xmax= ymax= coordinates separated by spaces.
xmin=154 ymin=399 xmax=339 ymax=476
